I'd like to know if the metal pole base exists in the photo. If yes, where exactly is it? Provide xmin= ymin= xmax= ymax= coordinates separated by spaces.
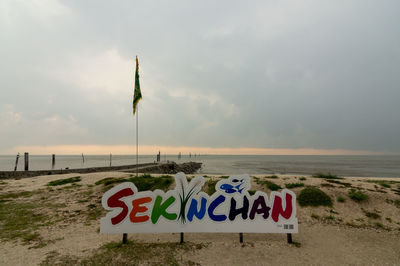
xmin=180 ymin=232 xmax=184 ymax=244
xmin=239 ymin=232 xmax=243 ymax=243
xmin=287 ymin=233 xmax=293 ymax=244
xmin=122 ymin=233 xmax=128 ymax=244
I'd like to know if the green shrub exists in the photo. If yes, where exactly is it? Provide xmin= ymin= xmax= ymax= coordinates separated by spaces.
xmin=348 ymin=189 xmax=368 ymax=202
xmin=47 ymin=176 xmax=81 ymax=186
xmin=312 ymin=173 xmax=343 ymax=179
xmin=299 ymin=177 xmax=307 ymax=181
xmin=285 ymin=183 xmax=304 ymax=189
xmin=337 ymin=196 xmax=346 ymax=202
xmin=206 ymin=179 xmax=218 ymax=195
xmin=297 ymin=186 xmax=332 ymax=207
xmin=265 ymin=175 xmax=279 ymax=179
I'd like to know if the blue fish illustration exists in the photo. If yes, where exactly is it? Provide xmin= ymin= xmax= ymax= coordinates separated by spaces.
xmin=220 ymin=179 xmax=245 ymax=194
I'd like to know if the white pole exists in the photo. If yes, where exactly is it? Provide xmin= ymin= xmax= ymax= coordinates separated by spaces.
xmin=136 ymin=106 xmax=138 ymax=177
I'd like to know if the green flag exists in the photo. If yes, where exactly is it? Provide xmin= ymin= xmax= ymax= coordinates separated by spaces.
xmin=133 ymin=56 xmax=142 ymax=115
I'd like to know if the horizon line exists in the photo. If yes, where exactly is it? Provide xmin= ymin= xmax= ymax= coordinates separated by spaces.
xmin=0 ymin=145 xmax=394 ymax=156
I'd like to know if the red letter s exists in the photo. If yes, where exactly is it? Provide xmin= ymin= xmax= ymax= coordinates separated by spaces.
xmin=107 ymin=188 xmax=134 ymax=225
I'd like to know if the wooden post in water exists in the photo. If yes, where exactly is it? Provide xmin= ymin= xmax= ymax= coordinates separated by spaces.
xmin=81 ymin=153 xmax=85 ymax=164
xmin=180 ymin=232 xmax=184 ymax=244
xmin=52 ymin=154 xmax=55 ymax=170
xmin=24 ymin=152 xmax=29 ymax=171
xmin=14 ymin=153 xmax=20 ymax=171
xmin=239 ymin=233 xmax=243 ymax=243
xmin=287 ymin=233 xmax=293 ymax=244
xmin=109 ymin=153 xmax=112 ymax=167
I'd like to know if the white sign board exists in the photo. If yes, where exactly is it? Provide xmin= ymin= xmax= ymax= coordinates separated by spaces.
xmin=100 ymin=173 xmax=298 ymax=233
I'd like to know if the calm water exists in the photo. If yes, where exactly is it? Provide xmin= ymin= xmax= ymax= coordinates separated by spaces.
xmin=1 ymin=154 xmax=399 ymax=177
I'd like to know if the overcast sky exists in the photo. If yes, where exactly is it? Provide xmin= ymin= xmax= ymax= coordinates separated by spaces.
xmin=1 ymin=0 xmax=399 ymax=155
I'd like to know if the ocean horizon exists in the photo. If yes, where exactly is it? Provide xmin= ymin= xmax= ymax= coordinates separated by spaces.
xmin=1 ymin=154 xmax=399 ymax=178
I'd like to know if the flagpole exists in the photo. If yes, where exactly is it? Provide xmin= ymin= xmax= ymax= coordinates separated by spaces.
xmin=136 ymin=106 xmax=138 ymax=177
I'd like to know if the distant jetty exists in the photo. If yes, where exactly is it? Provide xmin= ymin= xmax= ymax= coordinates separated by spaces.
xmin=0 ymin=161 xmax=202 ymax=180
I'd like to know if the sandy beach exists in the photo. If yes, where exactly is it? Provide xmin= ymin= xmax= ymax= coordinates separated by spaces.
xmin=0 ymin=171 xmax=399 ymax=265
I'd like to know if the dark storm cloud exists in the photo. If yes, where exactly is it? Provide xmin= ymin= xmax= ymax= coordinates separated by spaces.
xmin=1 ymin=0 xmax=399 ymax=153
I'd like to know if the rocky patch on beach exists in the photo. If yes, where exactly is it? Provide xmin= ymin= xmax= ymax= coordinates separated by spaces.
xmin=132 ymin=161 xmax=202 ymax=174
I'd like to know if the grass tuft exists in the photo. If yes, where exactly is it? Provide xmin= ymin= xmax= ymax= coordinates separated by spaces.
xmin=348 ymin=189 xmax=368 ymax=202
xmin=47 ymin=176 xmax=81 ymax=186
xmin=127 ymin=175 xmax=173 ymax=192
xmin=254 ymin=178 xmax=281 ymax=191
xmin=0 ymin=190 xmax=43 ymax=201
xmin=95 ymin=175 xmax=173 ymax=192
xmin=285 ymin=183 xmax=304 ymax=189
xmin=0 ymin=201 xmax=50 ymax=245
xmin=362 ymin=209 xmax=381 ymax=219
xmin=95 ymin=177 xmax=125 ymax=186
xmin=41 ymin=240 xmax=207 ymax=265
xmin=366 ymin=180 xmax=394 ymax=188
xmin=311 ymin=213 xmax=320 ymax=219
xmin=312 ymin=173 xmax=343 ymax=179
xmin=325 ymin=179 xmax=352 ymax=187
xmin=337 ymin=196 xmax=346 ymax=202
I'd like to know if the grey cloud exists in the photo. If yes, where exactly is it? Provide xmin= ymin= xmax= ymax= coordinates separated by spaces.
xmin=1 ymin=0 xmax=399 ymax=153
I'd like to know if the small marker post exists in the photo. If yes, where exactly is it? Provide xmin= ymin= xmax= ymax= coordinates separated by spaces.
xmin=52 ymin=154 xmax=55 ymax=170
xmin=14 ymin=153 xmax=20 ymax=171
xmin=24 ymin=152 xmax=29 ymax=171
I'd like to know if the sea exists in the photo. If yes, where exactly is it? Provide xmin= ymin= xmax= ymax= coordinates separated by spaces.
xmin=1 ymin=154 xmax=399 ymax=178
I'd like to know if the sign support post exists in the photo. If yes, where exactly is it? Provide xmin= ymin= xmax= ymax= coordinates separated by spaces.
xmin=287 ymin=233 xmax=293 ymax=244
